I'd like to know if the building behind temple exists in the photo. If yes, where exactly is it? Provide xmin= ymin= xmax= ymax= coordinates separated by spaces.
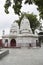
xmin=2 ymin=16 xmax=38 ymax=48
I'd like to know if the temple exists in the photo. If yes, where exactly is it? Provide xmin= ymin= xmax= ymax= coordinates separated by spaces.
xmin=2 ymin=16 xmax=38 ymax=48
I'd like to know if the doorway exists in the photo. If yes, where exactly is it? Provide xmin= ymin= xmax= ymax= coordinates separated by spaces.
xmin=10 ymin=39 xmax=16 ymax=47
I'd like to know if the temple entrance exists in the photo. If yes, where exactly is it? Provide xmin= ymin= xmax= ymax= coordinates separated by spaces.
xmin=10 ymin=39 xmax=16 ymax=47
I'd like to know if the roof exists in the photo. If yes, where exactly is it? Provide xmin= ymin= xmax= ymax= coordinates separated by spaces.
xmin=38 ymin=31 xmax=43 ymax=35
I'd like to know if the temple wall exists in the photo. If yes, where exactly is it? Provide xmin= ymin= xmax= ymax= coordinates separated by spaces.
xmin=16 ymin=36 xmax=38 ymax=47
xmin=2 ymin=35 xmax=38 ymax=47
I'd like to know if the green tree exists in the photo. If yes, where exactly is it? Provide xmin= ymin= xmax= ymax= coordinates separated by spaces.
xmin=4 ymin=0 xmax=43 ymax=19
xmin=33 ymin=0 xmax=43 ymax=19
xmin=16 ymin=13 xmax=40 ymax=33
xmin=4 ymin=0 xmax=22 ymax=15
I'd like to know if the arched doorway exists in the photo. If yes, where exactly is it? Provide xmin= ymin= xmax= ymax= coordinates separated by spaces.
xmin=5 ymin=39 xmax=8 ymax=47
xmin=10 ymin=39 xmax=16 ymax=47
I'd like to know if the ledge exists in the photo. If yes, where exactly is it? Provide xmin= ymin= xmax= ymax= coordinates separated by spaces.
xmin=0 ymin=49 xmax=9 ymax=59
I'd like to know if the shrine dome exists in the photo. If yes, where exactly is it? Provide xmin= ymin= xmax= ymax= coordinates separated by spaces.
xmin=10 ymin=21 xmax=19 ymax=35
xmin=20 ymin=16 xmax=32 ymax=34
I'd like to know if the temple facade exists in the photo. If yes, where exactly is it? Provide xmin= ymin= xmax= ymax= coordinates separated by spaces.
xmin=2 ymin=16 xmax=38 ymax=48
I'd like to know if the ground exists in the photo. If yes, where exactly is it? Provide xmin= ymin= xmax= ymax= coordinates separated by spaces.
xmin=0 ymin=46 xmax=43 ymax=65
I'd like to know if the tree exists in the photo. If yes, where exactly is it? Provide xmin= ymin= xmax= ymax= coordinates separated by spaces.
xmin=4 ymin=0 xmax=43 ymax=19
xmin=33 ymin=0 xmax=43 ymax=19
xmin=16 ymin=13 xmax=40 ymax=33
xmin=4 ymin=0 xmax=22 ymax=15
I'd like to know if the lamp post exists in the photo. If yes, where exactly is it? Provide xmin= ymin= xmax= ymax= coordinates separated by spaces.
xmin=3 ymin=30 xmax=5 ymax=35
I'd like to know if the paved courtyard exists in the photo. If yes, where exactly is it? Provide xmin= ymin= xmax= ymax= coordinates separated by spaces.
xmin=0 ymin=46 xmax=43 ymax=65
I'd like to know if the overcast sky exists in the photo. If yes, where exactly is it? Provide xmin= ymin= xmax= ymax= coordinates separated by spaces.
xmin=0 ymin=0 xmax=41 ymax=37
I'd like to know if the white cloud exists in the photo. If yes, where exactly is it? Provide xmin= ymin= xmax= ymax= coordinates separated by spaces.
xmin=21 ymin=3 xmax=39 ymax=15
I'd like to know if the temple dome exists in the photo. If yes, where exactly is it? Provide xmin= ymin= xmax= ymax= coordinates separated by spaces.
xmin=20 ymin=16 xmax=32 ymax=34
xmin=10 ymin=21 xmax=19 ymax=35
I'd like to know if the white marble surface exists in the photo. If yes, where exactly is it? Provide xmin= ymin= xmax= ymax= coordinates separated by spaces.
xmin=20 ymin=16 xmax=32 ymax=34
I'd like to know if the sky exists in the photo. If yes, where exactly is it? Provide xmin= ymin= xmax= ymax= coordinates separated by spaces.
xmin=0 ymin=0 xmax=42 ymax=37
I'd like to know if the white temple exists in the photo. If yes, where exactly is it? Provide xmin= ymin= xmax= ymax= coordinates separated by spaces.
xmin=2 ymin=16 xmax=38 ymax=48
